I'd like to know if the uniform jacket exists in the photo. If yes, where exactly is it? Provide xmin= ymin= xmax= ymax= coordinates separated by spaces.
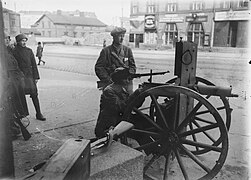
xmin=12 ymin=45 xmax=40 ymax=95
xmin=94 ymin=83 xmax=129 ymax=137
xmin=36 ymin=46 xmax=43 ymax=57
xmin=95 ymin=43 xmax=136 ymax=82
xmin=6 ymin=46 xmax=29 ymax=117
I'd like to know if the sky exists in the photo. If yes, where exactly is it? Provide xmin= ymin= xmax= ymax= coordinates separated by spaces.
xmin=2 ymin=0 xmax=131 ymax=25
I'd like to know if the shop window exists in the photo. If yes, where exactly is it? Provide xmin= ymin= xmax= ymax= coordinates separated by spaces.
xmin=138 ymin=34 xmax=144 ymax=43
xmin=187 ymin=23 xmax=204 ymax=46
xmin=165 ymin=23 xmax=178 ymax=45
xmin=145 ymin=32 xmax=155 ymax=44
xmin=129 ymin=34 xmax=134 ymax=42
xmin=238 ymin=0 xmax=248 ymax=7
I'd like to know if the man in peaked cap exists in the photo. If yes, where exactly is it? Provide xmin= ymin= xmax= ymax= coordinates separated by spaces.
xmin=95 ymin=26 xmax=136 ymax=94
xmin=12 ymin=33 xmax=46 ymax=121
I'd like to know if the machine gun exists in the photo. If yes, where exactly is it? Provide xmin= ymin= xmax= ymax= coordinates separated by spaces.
xmin=129 ymin=70 xmax=169 ymax=82
xmin=97 ymin=70 xmax=169 ymax=89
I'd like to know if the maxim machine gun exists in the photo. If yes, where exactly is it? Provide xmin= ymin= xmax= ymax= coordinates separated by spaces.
xmin=96 ymin=41 xmax=238 ymax=180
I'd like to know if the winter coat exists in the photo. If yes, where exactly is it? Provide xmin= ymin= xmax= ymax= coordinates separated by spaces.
xmin=94 ymin=83 xmax=129 ymax=137
xmin=36 ymin=46 xmax=43 ymax=58
xmin=12 ymin=45 xmax=40 ymax=95
xmin=95 ymin=43 xmax=136 ymax=82
xmin=6 ymin=47 xmax=29 ymax=117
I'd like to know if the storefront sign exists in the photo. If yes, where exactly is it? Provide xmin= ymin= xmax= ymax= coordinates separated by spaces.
xmin=215 ymin=10 xmax=251 ymax=21
xmin=159 ymin=16 xmax=184 ymax=23
xmin=186 ymin=15 xmax=208 ymax=22
xmin=145 ymin=15 xmax=156 ymax=30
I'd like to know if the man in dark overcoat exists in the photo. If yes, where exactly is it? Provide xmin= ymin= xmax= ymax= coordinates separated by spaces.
xmin=95 ymin=27 xmax=136 ymax=94
xmin=12 ymin=34 xmax=46 ymax=121
xmin=4 ymin=32 xmax=29 ymax=138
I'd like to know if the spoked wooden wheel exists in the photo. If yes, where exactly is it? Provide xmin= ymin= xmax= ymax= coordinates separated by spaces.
xmin=166 ymin=76 xmax=232 ymax=131
xmin=122 ymin=85 xmax=228 ymax=180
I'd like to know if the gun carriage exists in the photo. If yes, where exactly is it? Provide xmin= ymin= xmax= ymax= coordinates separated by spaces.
xmin=109 ymin=41 xmax=237 ymax=180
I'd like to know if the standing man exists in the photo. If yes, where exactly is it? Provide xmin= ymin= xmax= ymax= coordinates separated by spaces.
xmin=95 ymin=27 xmax=136 ymax=94
xmin=36 ymin=42 xmax=45 ymax=65
xmin=12 ymin=34 xmax=46 ymax=121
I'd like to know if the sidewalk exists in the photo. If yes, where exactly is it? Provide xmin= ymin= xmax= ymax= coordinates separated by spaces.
xmin=13 ymin=67 xmax=100 ymax=178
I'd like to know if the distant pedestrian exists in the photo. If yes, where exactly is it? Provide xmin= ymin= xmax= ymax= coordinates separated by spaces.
xmin=36 ymin=42 xmax=45 ymax=65
xmin=13 ymin=34 xmax=46 ymax=121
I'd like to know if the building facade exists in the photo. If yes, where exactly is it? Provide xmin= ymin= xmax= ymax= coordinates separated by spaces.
xmin=34 ymin=13 xmax=107 ymax=38
xmin=129 ymin=0 xmax=250 ymax=48
xmin=3 ymin=8 xmax=21 ymax=37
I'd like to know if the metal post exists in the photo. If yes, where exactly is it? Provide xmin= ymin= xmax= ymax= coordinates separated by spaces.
xmin=210 ymin=0 xmax=215 ymax=50
xmin=0 ymin=1 xmax=15 ymax=178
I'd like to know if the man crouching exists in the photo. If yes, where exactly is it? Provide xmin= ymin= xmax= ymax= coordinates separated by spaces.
xmin=94 ymin=67 xmax=130 ymax=138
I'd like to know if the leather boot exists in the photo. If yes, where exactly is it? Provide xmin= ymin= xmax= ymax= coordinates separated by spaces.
xmin=32 ymin=96 xmax=46 ymax=121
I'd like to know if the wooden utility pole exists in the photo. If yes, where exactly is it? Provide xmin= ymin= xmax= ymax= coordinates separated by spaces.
xmin=0 ymin=0 xmax=15 ymax=178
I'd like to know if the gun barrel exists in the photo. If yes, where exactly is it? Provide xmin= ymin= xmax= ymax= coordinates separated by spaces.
xmin=131 ymin=70 xmax=170 ymax=79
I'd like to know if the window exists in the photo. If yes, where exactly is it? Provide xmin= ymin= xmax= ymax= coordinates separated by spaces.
xmin=42 ymin=22 xmax=44 ymax=28
xmin=64 ymin=31 xmax=68 ymax=36
xmin=132 ymin=5 xmax=138 ymax=14
xmin=11 ymin=20 xmax=15 ymax=26
xmin=81 ymin=32 xmax=85 ymax=37
xmin=42 ymin=31 xmax=45 ymax=36
xmin=187 ymin=23 xmax=204 ymax=46
xmin=191 ymin=1 xmax=203 ymax=10
xmin=238 ymin=0 xmax=248 ymax=7
xmin=166 ymin=0 xmax=177 ymax=12
xmin=147 ymin=1 xmax=155 ymax=13
xmin=48 ymin=31 xmax=51 ymax=37
xmin=129 ymin=34 xmax=134 ymax=42
xmin=167 ymin=3 xmax=177 ymax=12
xmin=220 ymin=0 xmax=230 ymax=9
xmin=165 ymin=23 xmax=178 ymax=45
xmin=73 ymin=32 xmax=77 ymax=37
xmin=148 ymin=5 xmax=155 ymax=13
xmin=48 ymin=21 xmax=51 ymax=28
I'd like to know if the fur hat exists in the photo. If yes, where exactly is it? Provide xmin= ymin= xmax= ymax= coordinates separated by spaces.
xmin=15 ymin=34 xmax=28 ymax=42
xmin=111 ymin=67 xmax=130 ymax=82
xmin=110 ymin=27 xmax=126 ymax=36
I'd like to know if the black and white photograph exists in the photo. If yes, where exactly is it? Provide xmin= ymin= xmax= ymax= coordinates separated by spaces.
xmin=0 ymin=0 xmax=250 ymax=179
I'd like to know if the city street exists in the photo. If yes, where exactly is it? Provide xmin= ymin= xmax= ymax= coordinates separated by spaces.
xmin=13 ymin=45 xmax=250 ymax=179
